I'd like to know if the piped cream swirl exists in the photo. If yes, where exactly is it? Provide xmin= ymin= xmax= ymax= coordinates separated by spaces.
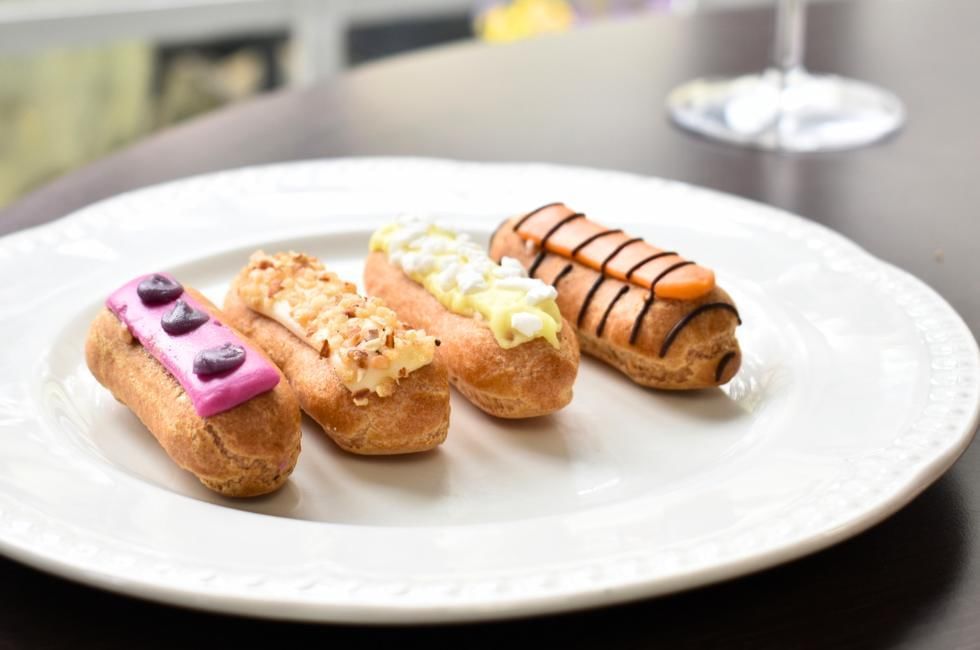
xmin=369 ymin=215 xmax=562 ymax=349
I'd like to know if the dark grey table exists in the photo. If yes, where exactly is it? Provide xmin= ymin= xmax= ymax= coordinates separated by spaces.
xmin=2 ymin=0 xmax=978 ymax=647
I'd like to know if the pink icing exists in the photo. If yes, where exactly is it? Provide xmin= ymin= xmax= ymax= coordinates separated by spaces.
xmin=106 ymin=274 xmax=280 ymax=417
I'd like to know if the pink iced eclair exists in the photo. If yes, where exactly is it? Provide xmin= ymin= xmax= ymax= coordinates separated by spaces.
xmin=85 ymin=273 xmax=302 ymax=497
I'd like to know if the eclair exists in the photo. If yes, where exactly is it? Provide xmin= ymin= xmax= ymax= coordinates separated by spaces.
xmin=223 ymin=251 xmax=451 ymax=454
xmin=85 ymin=273 xmax=302 ymax=497
xmin=364 ymin=216 xmax=579 ymax=418
xmin=489 ymin=203 xmax=741 ymax=389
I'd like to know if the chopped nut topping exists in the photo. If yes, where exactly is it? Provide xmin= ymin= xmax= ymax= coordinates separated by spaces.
xmin=268 ymin=278 xmax=283 ymax=298
xmin=237 ymin=251 xmax=436 ymax=405
xmin=376 ymin=377 xmax=396 ymax=397
xmin=348 ymin=349 xmax=368 ymax=367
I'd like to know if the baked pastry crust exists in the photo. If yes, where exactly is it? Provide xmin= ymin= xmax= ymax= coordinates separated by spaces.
xmin=224 ymin=277 xmax=450 ymax=454
xmin=363 ymin=251 xmax=579 ymax=418
xmin=491 ymin=218 xmax=741 ymax=389
xmin=85 ymin=288 xmax=302 ymax=497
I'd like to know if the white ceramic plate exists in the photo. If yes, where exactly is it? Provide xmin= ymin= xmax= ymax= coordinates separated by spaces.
xmin=0 ymin=158 xmax=977 ymax=623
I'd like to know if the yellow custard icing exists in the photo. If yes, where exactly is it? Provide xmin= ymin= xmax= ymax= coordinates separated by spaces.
xmin=369 ymin=217 xmax=562 ymax=349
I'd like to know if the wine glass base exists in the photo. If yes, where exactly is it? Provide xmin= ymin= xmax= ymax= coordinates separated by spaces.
xmin=667 ymin=68 xmax=906 ymax=152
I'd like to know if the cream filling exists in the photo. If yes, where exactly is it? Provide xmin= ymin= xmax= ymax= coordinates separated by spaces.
xmin=262 ymin=300 xmax=429 ymax=396
xmin=370 ymin=218 xmax=563 ymax=349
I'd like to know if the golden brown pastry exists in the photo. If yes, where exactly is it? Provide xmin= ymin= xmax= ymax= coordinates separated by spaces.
xmin=364 ymin=217 xmax=579 ymax=418
xmin=224 ymin=251 xmax=450 ymax=454
xmin=86 ymin=275 xmax=301 ymax=497
xmin=489 ymin=203 xmax=741 ymax=389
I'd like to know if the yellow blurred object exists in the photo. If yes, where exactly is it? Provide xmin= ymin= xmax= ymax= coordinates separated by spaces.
xmin=476 ymin=0 xmax=575 ymax=43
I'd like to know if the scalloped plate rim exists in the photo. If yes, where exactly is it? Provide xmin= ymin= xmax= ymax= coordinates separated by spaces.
xmin=0 ymin=157 xmax=975 ymax=623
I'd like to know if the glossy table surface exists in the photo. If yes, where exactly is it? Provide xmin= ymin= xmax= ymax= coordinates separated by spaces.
xmin=2 ymin=0 xmax=979 ymax=647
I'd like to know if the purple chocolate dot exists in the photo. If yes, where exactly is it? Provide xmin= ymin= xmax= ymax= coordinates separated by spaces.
xmin=161 ymin=299 xmax=210 ymax=335
xmin=194 ymin=343 xmax=246 ymax=376
xmin=137 ymin=274 xmax=183 ymax=304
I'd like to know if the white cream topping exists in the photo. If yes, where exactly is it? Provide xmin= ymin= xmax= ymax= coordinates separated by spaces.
xmin=511 ymin=312 xmax=544 ymax=337
xmin=369 ymin=215 xmax=564 ymax=349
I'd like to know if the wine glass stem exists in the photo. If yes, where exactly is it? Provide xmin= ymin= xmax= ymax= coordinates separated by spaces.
xmin=772 ymin=0 xmax=806 ymax=74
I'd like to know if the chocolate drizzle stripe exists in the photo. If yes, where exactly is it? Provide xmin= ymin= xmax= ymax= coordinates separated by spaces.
xmin=512 ymin=202 xmax=562 ymax=232
xmin=571 ymin=228 xmax=622 ymax=258
xmin=625 ymin=251 xmax=677 ymax=280
xmin=552 ymin=264 xmax=573 ymax=288
xmin=629 ymin=294 xmax=655 ymax=345
xmin=651 ymin=260 xmax=695 ymax=286
xmin=603 ymin=237 xmax=644 ymax=269
xmin=577 ymin=276 xmax=606 ymax=327
xmin=596 ymin=286 xmax=629 ymax=337
xmin=528 ymin=253 xmax=546 ymax=278
xmin=628 ymin=260 xmax=696 ymax=345
xmin=528 ymin=252 xmax=545 ymax=278
xmin=715 ymin=351 xmax=737 ymax=382
xmin=541 ymin=213 xmax=585 ymax=243
xmin=659 ymin=303 xmax=742 ymax=358
xmin=528 ymin=213 xmax=584 ymax=277
xmin=576 ymin=237 xmax=642 ymax=327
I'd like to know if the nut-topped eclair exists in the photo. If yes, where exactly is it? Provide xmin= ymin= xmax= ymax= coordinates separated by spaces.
xmin=223 ymin=251 xmax=450 ymax=454
xmin=364 ymin=216 xmax=579 ymax=418
xmin=489 ymin=203 xmax=741 ymax=389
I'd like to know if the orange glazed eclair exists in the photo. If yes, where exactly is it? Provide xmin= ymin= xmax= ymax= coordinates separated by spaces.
xmin=489 ymin=203 xmax=741 ymax=389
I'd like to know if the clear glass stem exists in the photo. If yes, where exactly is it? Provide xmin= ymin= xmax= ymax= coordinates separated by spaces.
xmin=772 ymin=0 xmax=806 ymax=74
xmin=665 ymin=0 xmax=905 ymax=152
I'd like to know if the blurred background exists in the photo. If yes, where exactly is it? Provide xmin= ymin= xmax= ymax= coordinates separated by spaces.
xmin=0 ymin=0 xmax=822 ymax=209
